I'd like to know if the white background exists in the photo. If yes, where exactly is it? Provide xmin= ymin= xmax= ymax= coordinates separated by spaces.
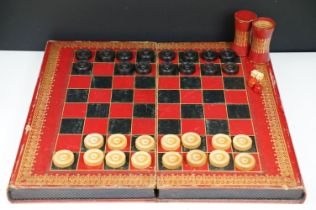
xmin=0 ymin=51 xmax=315 ymax=209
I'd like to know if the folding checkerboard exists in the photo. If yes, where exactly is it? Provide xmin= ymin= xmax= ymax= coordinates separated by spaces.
xmin=8 ymin=41 xmax=305 ymax=202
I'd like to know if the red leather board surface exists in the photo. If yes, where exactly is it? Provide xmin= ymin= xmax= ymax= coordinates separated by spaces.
xmin=8 ymin=41 xmax=305 ymax=202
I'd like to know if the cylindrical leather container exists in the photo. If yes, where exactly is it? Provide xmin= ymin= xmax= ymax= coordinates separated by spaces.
xmin=232 ymin=10 xmax=257 ymax=56
xmin=248 ymin=17 xmax=276 ymax=63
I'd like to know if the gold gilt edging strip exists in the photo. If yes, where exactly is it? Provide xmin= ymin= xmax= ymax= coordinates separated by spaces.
xmin=158 ymin=42 xmax=231 ymax=50
xmin=158 ymin=174 xmax=293 ymax=188
xmin=15 ymin=43 xmax=60 ymax=185
xmin=256 ymin=64 xmax=296 ymax=181
xmin=14 ymin=41 xmax=297 ymax=188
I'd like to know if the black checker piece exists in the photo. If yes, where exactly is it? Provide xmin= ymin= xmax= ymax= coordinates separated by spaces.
xmin=137 ymin=48 xmax=155 ymax=62
xmin=133 ymin=104 xmax=155 ymax=118
xmin=203 ymin=90 xmax=225 ymax=103
xmin=158 ymin=119 xmax=180 ymax=134
xmin=222 ymin=62 xmax=239 ymax=75
xmin=159 ymin=50 xmax=176 ymax=62
xmin=91 ymin=77 xmax=112 ymax=88
xmin=95 ymin=49 xmax=115 ymax=62
xmin=224 ymin=77 xmax=245 ymax=89
xmin=75 ymin=49 xmax=92 ymax=60
xmin=115 ymin=62 xmax=134 ymax=75
xmin=201 ymin=63 xmax=221 ymax=76
xmin=116 ymin=50 xmax=133 ymax=61
xmin=200 ymin=50 xmax=218 ymax=62
xmin=181 ymin=104 xmax=204 ymax=118
xmin=108 ymin=119 xmax=132 ymax=134
xmin=159 ymin=63 xmax=178 ymax=75
xmin=227 ymin=104 xmax=250 ymax=119
xmin=219 ymin=49 xmax=237 ymax=63
xmin=72 ymin=61 xmax=92 ymax=75
xmin=66 ymin=89 xmax=89 ymax=102
xmin=135 ymin=62 xmax=152 ymax=74
xmin=206 ymin=120 xmax=229 ymax=134
xmin=180 ymin=50 xmax=198 ymax=63
xmin=60 ymin=119 xmax=84 ymax=134
xmin=104 ymin=152 xmax=130 ymax=170
xmin=179 ymin=62 xmax=196 ymax=75
xmin=111 ymin=90 xmax=133 ymax=102
xmin=158 ymin=90 xmax=180 ymax=103
xmin=135 ymin=77 xmax=155 ymax=89
xmin=180 ymin=77 xmax=201 ymax=89
xmin=87 ymin=103 xmax=109 ymax=118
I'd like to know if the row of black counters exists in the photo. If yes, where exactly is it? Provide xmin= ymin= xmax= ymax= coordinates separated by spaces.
xmin=159 ymin=62 xmax=218 ymax=75
xmin=72 ymin=59 xmax=238 ymax=76
xmin=116 ymin=60 xmax=153 ymax=75
xmin=112 ymin=49 xmax=154 ymax=75
xmin=159 ymin=62 xmax=238 ymax=76
xmin=75 ymin=48 xmax=239 ymax=63
xmin=202 ymin=49 xmax=239 ymax=75
xmin=116 ymin=61 xmax=152 ymax=75
xmin=73 ymin=48 xmax=239 ymax=75
xmin=75 ymin=48 xmax=156 ymax=62
xmin=159 ymin=49 xmax=239 ymax=63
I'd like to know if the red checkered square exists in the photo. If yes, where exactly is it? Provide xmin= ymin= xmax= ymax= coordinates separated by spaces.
xmin=180 ymin=90 xmax=203 ymax=103
xmin=106 ymin=135 xmax=131 ymax=152
xmin=158 ymin=77 xmax=180 ymax=89
xmin=158 ymin=104 xmax=181 ymax=119
xmin=77 ymin=152 xmax=104 ymax=170
xmin=201 ymin=77 xmax=224 ymax=89
xmin=109 ymin=103 xmax=133 ymax=118
xmin=204 ymin=104 xmax=227 ymax=119
xmin=206 ymin=136 xmax=232 ymax=152
xmin=112 ymin=76 xmax=134 ymax=89
xmin=157 ymin=135 xmax=181 ymax=152
xmin=63 ymin=103 xmax=87 ymax=118
xmin=55 ymin=135 xmax=82 ymax=152
xmin=229 ymin=120 xmax=254 ymax=135
xmin=134 ymin=90 xmax=155 ymax=103
xmin=132 ymin=119 xmax=155 ymax=134
xmin=92 ymin=63 xmax=114 ymax=76
xmin=88 ymin=89 xmax=111 ymax=103
xmin=68 ymin=76 xmax=91 ymax=89
xmin=130 ymin=151 xmax=155 ymax=171
xmin=182 ymin=153 xmax=209 ymax=171
xmin=225 ymin=90 xmax=248 ymax=104
xmin=83 ymin=118 xmax=108 ymax=134
xmin=181 ymin=119 xmax=206 ymax=135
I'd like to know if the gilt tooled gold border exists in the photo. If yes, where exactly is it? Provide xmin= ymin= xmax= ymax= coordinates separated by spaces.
xmin=14 ymin=41 xmax=297 ymax=188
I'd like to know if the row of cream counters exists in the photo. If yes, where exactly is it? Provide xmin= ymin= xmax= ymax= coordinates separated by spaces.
xmin=52 ymin=132 xmax=256 ymax=171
